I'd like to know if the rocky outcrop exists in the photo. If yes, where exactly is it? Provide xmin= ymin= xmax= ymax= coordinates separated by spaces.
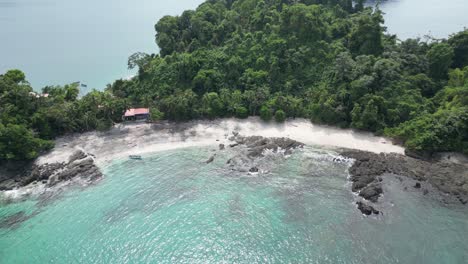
xmin=231 ymin=135 xmax=304 ymax=157
xmin=224 ymin=134 xmax=304 ymax=173
xmin=341 ymin=149 xmax=468 ymax=205
xmin=356 ymin=201 xmax=380 ymax=215
xmin=359 ymin=183 xmax=383 ymax=203
xmin=0 ymin=150 xmax=102 ymax=191
xmin=47 ymin=153 xmax=102 ymax=186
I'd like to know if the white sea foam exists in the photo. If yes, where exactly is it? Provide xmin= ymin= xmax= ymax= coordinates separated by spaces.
xmin=36 ymin=117 xmax=404 ymax=167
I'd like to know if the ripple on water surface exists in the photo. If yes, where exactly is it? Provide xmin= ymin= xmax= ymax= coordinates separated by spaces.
xmin=1 ymin=146 xmax=468 ymax=263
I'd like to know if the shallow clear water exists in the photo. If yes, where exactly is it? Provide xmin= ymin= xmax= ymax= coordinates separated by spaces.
xmin=1 ymin=146 xmax=467 ymax=263
xmin=0 ymin=0 xmax=204 ymax=91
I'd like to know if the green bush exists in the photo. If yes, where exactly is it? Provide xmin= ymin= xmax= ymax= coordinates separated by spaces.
xmin=235 ymin=106 xmax=248 ymax=119
xmin=274 ymin=110 xmax=286 ymax=123
xmin=259 ymin=106 xmax=272 ymax=121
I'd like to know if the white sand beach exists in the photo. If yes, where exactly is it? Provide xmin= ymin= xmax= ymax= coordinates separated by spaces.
xmin=37 ymin=117 xmax=404 ymax=166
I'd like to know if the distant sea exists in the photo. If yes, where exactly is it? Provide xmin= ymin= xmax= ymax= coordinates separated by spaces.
xmin=0 ymin=0 xmax=204 ymax=92
xmin=368 ymin=0 xmax=468 ymax=39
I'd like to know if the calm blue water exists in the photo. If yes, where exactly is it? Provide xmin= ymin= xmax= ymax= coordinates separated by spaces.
xmin=1 ymin=146 xmax=468 ymax=263
xmin=371 ymin=0 xmax=468 ymax=39
xmin=0 ymin=0 xmax=203 ymax=91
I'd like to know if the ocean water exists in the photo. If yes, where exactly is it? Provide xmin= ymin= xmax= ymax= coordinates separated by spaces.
xmin=371 ymin=0 xmax=468 ymax=39
xmin=0 ymin=0 xmax=204 ymax=91
xmin=1 ymin=146 xmax=468 ymax=263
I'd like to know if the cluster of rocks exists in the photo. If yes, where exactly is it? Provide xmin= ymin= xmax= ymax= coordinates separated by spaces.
xmin=206 ymin=133 xmax=304 ymax=174
xmin=229 ymin=134 xmax=304 ymax=158
xmin=340 ymin=149 xmax=468 ymax=215
xmin=356 ymin=201 xmax=380 ymax=215
xmin=0 ymin=150 xmax=102 ymax=191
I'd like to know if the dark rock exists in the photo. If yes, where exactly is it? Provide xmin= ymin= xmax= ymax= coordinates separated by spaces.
xmin=48 ymin=157 xmax=102 ymax=186
xmin=404 ymin=149 xmax=433 ymax=161
xmin=68 ymin=150 xmax=87 ymax=163
xmin=340 ymin=149 xmax=468 ymax=207
xmin=356 ymin=202 xmax=379 ymax=215
xmin=423 ymin=189 xmax=429 ymax=195
xmin=0 ymin=150 xmax=102 ymax=190
xmin=233 ymin=136 xmax=303 ymax=158
xmin=229 ymin=143 xmax=239 ymax=148
xmin=249 ymin=167 xmax=259 ymax=173
xmin=414 ymin=182 xmax=422 ymax=189
xmin=205 ymin=155 xmax=215 ymax=164
xmin=219 ymin=144 xmax=225 ymax=150
xmin=359 ymin=183 xmax=383 ymax=202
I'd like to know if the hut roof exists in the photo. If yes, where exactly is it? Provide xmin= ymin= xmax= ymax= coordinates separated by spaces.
xmin=124 ymin=108 xmax=150 ymax=117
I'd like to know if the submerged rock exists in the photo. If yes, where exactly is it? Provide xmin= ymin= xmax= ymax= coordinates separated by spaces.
xmin=0 ymin=211 xmax=30 ymax=229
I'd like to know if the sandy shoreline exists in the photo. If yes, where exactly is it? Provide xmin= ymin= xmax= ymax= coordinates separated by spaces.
xmin=36 ymin=117 xmax=404 ymax=167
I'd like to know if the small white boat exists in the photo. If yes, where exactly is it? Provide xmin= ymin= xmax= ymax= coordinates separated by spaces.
xmin=129 ymin=155 xmax=142 ymax=160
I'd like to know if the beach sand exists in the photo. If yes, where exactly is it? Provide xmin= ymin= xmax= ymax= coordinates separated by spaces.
xmin=37 ymin=117 xmax=404 ymax=166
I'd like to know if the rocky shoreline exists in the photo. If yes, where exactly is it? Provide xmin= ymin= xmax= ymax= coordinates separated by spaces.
xmin=0 ymin=150 xmax=102 ymax=192
xmin=340 ymin=149 xmax=468 ymax=215
xmin=2 ymin=131 xmax=467 ymax=218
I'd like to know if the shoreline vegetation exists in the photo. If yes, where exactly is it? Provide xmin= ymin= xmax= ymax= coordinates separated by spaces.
xmin=1 ymin=1 xmax=467 ymax=198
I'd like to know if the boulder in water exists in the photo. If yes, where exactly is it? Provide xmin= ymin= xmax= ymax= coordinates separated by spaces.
xmin=206 ymin=155 xmax=215 ymax=164
xmin=356 ymin=202 xmax=379 ymax=215
xmin=359 ymin=183 xmax=383 ymax=202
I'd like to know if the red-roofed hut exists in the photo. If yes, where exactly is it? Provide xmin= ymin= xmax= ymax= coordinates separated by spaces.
xmin=123 ymin=108 xmax=150 ymax=121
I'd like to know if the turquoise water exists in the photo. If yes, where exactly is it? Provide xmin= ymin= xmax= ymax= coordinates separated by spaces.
xmin=0 ymin=0 xmax=204 ymax=91
xmin=1 ymin=146 xmax=468 ymax=263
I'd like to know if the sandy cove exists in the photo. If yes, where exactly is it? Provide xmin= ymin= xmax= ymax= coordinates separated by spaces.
xmin=36 ymin=117 xmax=404 ymax=167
